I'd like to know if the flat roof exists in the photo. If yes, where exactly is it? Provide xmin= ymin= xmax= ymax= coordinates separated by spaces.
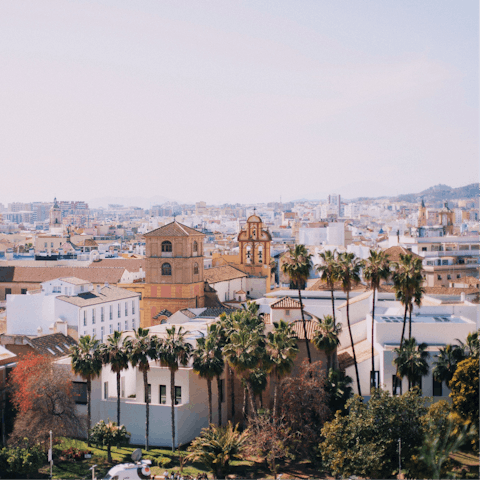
xmin=376 ymin=314 xmax=470 ymax=324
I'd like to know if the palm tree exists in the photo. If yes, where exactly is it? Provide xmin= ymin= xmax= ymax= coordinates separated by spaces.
xmin=281 ymin=244 xmax=313 ymax=363
xmin=100 ymin=330 xmax=130 ymax=426
xmin=392 ymin=253 xmax=425 ymax=348
xmin=127 ymin=327 xmax=161 ymax=451
xmin=207 ymin=322 xmax=227 ymax=426
xmin=159 ymin=325 xmax=193 ymax=452
xmin=432 ymin=344 xmax=465 ymax=387
xmin=316 ymin=249 xmax=339 ymax=325
xmin=336 ymin=251 xmax=362 ymax=396
xmin=192 ymin=325 xmax=225 ymax=425
xmin=265 ymin=320 xmax=299 ymax=417
xmin=312 ymin=315 xmax=342 ymax=372
xmin=69 ymin=335 xmax=103 ymax=445
xmin=362 ymin=249 xmax=390 ymax=389
xmin=393 ymin=338 xmax=430 ymax=391
xmin=456 ymin=330 xmax=479 ymax=358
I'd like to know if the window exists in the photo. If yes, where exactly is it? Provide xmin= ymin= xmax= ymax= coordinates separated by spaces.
xmin=447 ymin=275 xmax=451 ymax=280
xmin=44 ymin=242 xmax=47 ymax=248
xmin=83 ymin=311 xmax=87 ymax=326
xmin=21 ymin=289 xmax=27 ymax=294
xmin=437 ymin=275 xmax=442 ymax=280
xmin=117 ymin=322 xmax=121 ymax=331
xmin=161 ymin=241 xmax=172 ymax=252
xmin=92 ymin=328 xmax=96 ymax=338
xmin=193 ymin=263 xmax=199 ymax=275
xmin=159 ymin=385 xmax=167 ymax=404
xmin=118 ymin=304 xmax=121 ymax=318
xmin=101 ymin=326 xmax=104 ymax=339
xmin=392 ymin=375 xmax=402 ymax=395
xmin=125 ymin=302 xmax=128 ymax=316
xmin=132 ymin=319 xmax=136 ymax=330
xmin=132 ymin=301 xmax=135 ymax=314
xmin=370 ymin=370 xmax=380 ymax=389
xmin=121 ymin=377 xmax=125 ymax=398
xmin=162 ymin=263 xmax=172 ymax=276
xmin=219 ymin=379 xmax=225 ymax=403
xmin=5 ymin=288 xmax=11 ymax=295
xmin=104 ymin=382 xmax=109 ymax=400
xmin=175 ymin=386 xmax=182 ymax=405
xmin=145 ymin=384 xmax=151 ymax=403
xmin=92 ymin=309 xmax=96 ymax=324
xmin=109 ymin=324 xmax=113 ymax=334
xmin=193 ymin=241 xmax=198 ymax=253
xmin=110 ymin=305 xmax=113 ymax=320
xmin=125 ymin=320 xmax=128 ymax=330
xmin=101 ymin=307 xmax=104 ymax=322
xmin=457 ymin=274 xmax=461 ymax=279
xmin=433 ymin=378 xmax=442 ymax=397
xmin=51 ymin=242 xmax=54 ymax=248
xmin=73 ymin=382 xmax=88 ymax=405
xmin=421 ymin=247 xmax=427 ymax=251
xmin=285 ymin=309 xmax=290 ymax=316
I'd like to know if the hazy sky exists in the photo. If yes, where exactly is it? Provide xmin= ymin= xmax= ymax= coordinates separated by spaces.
xmin=1 ymin=1 xmax=478 ymax=205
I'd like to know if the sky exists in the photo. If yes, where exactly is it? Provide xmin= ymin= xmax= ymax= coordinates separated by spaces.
xmin=0 ymin=1 xmax=478 ymax=206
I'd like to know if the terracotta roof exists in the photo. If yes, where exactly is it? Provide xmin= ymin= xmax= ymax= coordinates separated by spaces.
xmin=153 ymin=309 xmax=172 ymax=319
xmin=204 ymin=265 xmax=247 ymax=284
xmin=0 ymin=266 xmax=126 ymax=285
xmin=58 ymin=277 xmax=91 ymax=286
xmin=76 ymin=238 xmax=98 ymax=247
xmin=179 ymin=309 xmax=198 ymax=319
xmin=424 ymin=286 xmax=479 ymax=295
xmin=198 ymin=307 xmax=238 ymax=318
xmin=235 ymin=290 xmax=246 ymax=295
xmin=457 ymin=276 xmax=480 ymax=286
xmin=89 ymin=258 xmax=145 ymax=272
xmin=29 ymin=333 xmax=77 ymax=358
xmin=338 ymin=338 xmax=376 ymax=371
xmin=291 ymin=319 xmax=319 ymax=340
xmin=144 ymin=221 xmax=204 ymax=237
xmin=383 ymin=246 xmax=422 ymax=263
xmin=270 ymin=297 xmax=302 ymax=309
xmin=56 ymin=285 xmax=139 ymax=307
xmin=307 ymin=279 xmax=364 ymax=292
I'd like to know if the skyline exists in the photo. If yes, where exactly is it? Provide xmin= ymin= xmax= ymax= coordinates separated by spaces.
xmin=1 ymin=1 xmax=478 ymax=205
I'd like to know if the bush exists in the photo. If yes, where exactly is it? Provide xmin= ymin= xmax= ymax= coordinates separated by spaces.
xmin=0 ymin=444 xmax=46 ymax=478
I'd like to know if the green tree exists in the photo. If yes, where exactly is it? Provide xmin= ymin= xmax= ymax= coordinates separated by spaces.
xmin=265 ymin=320 xmax=298 ymax=417
xmin=312 ymin=315 xmax=341 ymax=372
xmin=362 ymin=249 xmax=390 ymax=389
xmin=159 ymin=325 xmax=193 ymax=452
xmin=393 ymin=338 xmax=430 ymax=391
xmin=89 ymin=419 xmax=130 ymax=463
xmin=0 ymin=443 xmax=45 ymax=478
xmin=127 ymin=327 xmax=160 ymax=451
xmin=449 ymin=356 xmax=479 ymax=426
xmin=100 ymin=331 xmax=130 ymax=426
xmin=186 ymin=422 xmax=249 ymax=479
xmin=324 ymin=368 xmax=353 ymax=415
xmin=316 ymin=249 xmax=339 ymax=324
xmin=192 ymin=325 xmax=225 ymax=425
xmin=432 ymin=343 xmax=465 ymax=387
xmin=456 ymin=330 xmax=479 ymax=358
xmin=69 ymin=335 xmax=103 ymax=445
xmin=281 ymin=245 xmax=313 ymax=363
xmin=335 ymin=251 xmax=362 ymax=395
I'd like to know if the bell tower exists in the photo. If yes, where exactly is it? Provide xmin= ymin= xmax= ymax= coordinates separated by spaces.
xmin=418 ymin=199 xmax=427 ymax=228
xmin=49 ymin=198 xmax=63 ymax=235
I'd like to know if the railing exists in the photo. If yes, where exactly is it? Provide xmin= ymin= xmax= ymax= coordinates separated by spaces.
xmin=421 ymin=250 xmax=479 ymax=258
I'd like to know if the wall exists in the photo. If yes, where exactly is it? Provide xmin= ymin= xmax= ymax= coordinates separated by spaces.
xmin=6 ymin=293 xmax=56 ymax=335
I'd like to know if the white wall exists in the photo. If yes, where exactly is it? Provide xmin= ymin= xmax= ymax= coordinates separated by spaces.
xmin=7 ymin=293 xmax=57 ymax=335
xmin=246 ymin=277 xmax=267 ymax=299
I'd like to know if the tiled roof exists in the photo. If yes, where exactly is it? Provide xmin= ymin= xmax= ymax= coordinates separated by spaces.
xmin=30 ymin=333 xmax=77 ymax=358
xmin=0 ymin=266 xmax=126 ymax=285
xmin=270 ymin=297 xmax=302 ymax=309
xmin=76 ymin=238 xmax=98 ymax=247
xmin=291 ymin=319 xmax=319 ymax=340
xmin=383 ymin=246 xmax=422 ymax=263
xmin=235 ymin=290 xmax=246 ymax=294
xmin=59 ymin=277 xmax=91 ymax=286
xmin=179 ymin=309 xmax=198 ymax=319
xmin=424 ymin=286 xmax=479 ymax=295
xmin=144 ymin=221 xmax=204 ymax=237
xmin=457 ymin=276 xmax=480 ymax=286
xmin=56 ymin=285 xmax=139 ymax=307
xmin=197 ymin=307 xmax=238 ymax=318
xmin=89 ymin=258 xmax=145 ymax=272
xmin=338 ymin=338 xmax=376 ymax=371
xmin=153 ymin=309 xmax=172 ymax=319
xmin=204 ymin=265 xmax=248 ymax=284
xmin=307 ymin=279 xmax=364 ymax=292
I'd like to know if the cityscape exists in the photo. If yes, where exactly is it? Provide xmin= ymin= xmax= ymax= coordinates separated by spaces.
xmin=0 ymin=1 xmax=478 ymax=479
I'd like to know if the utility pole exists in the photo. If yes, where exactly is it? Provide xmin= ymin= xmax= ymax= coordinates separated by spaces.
xmin=398 ymin=438 xmax=402 ymax=478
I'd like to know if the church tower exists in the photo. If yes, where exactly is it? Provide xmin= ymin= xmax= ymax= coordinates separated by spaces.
xmin=418 ymin=199 xmax=427 ymax=228
xmin=143 ymin=220 xmax=205 ymax=324
xmin=439 ymin=202 xmax=454 ymax=235
xmin=49 ymin=198 xmax=63 ymax=235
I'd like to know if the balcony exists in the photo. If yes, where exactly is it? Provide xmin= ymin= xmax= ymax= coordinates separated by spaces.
xmin=421 ymin=250 xmax=479 ymax=258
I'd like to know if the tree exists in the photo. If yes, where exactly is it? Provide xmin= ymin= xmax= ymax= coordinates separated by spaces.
xmin=89 ymin=419 xmax=130 ymax=463
xmin=336 ymin=251 xmax=362 ymax=395
xmin=127 ymin=328 xmax=160 ymax=451
xmin=312 ymin=315 xmax=341 ymax=372
xmin=361 ymin=249 xmax=390 ymax=389
xmin=265 ymin=320 xmax=298 ymax=417
xmin=281 ymin=244 xmax=313 ymax=363
xmin=393 ymin=338 xmax=430 ymax=391
xmin=100 ymin=330 xmax=130 ymax=426
xmin=320 ymin=389 xmax=428 ymax=479
xmin=192 ymin=325 xmax=224 ymax=425
xmin=8 ymin=353 xmax=85 ymax=447
xmin=159 ymin=325 xmax=193 ymax=452
xmin=432 ymin=343 xmax=465 ymax=387
xmin=324 ymin=368 xmax=353 ymax=415
xmin=316 ymin=249 xmax=339 ymax=325
xmin=456 ymin=330 xmax=479 ymax=358
xmin=70 ymin=335 xmax=103 ymax=445
xmin=278 ymin=360 xmax=330 ymax=462
xmin=449 ymin=356 xmax=479 ymax=427
xmin=392 ymin=253 xmax=424 ymax=347
xmin=186 ymin=422 xmax=248 ymax=479
xmin=0 ymin=442 xmax=45 ymax=478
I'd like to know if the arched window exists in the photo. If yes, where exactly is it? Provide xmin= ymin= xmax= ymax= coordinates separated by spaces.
xmin=193 ymin=263 xmax=199 ymax=275
xmin=161 ymin=241 xmax=172 ymax=252
xmin=193 ymin=241 xmax=198 ymax=253
xmin=162 ymin=263 xmax=172 ymax=276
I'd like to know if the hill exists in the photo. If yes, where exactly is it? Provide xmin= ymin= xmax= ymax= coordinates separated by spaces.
xmin=393 ymin=183 xmax=479 ymax=204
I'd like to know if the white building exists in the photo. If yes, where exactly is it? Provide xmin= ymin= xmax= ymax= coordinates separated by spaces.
xmin=6 ymin=277 xmax=140 ymax=340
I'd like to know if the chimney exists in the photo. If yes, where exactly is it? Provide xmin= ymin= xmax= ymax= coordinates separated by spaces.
xmin=104 ymin=282 xmax=109 ymax=288
xmin=55 ymin=320 xmax=68 ymax=336
xmin=460 ymin=292 xmax=466 ymax=302
xmin=37 ymin=326 xmax=43 ymax=336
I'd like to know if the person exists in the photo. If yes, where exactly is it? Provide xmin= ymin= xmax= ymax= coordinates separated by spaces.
xmin=164 ymin=471 xmax=169 ymax=480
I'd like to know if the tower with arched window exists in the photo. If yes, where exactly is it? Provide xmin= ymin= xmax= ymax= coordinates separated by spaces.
xmin=142 ymin=220 xmax=205 ymax=325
